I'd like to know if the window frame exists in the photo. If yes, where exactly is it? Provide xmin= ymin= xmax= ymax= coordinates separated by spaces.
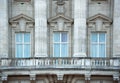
xmin=11 ymin=28 xmax=34 ymax=58
xmin=15 ymin=33 xmax=31 ymax=58
xmin=87 ymin=28 xmax=111 ymax=58
xmin=53 ymin=32 xmax=69 ymax=57
xmin=49 ymin=27 xmax=72 ymax=57
xmin=90 ymin=32 xmax=106 ymax=57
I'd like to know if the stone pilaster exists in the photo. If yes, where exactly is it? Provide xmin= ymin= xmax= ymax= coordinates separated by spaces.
xmin=34 ymin=0 xmax=48 ymax=57
xmin=113 ymin=0 xmax=120 ymax=57
xmin=73 ymin=0 xmax=87 ymax=57
xmin=0 ymin=0 xmax=8 ymax=58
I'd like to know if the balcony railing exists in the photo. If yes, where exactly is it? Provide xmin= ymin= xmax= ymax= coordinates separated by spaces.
xmin=0 ymin=57 xmax=120 ymax=70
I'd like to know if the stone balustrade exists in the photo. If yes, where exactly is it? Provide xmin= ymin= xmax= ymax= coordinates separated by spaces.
xmin=0 ymin=57 xmax=120 ymax=70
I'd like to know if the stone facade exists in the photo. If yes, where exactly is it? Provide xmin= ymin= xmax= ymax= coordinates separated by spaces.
xmin=0 ymin=0 xmax=120 ymax=83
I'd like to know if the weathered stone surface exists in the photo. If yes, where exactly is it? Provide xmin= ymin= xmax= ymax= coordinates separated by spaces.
xmin=0 ymin=0 xmax=9 ymax=58
xmin=73 ymin=0 xmax=87 ymax=57
xmin=113 ymin=0 xmax=120 ymax=57
xmin=34 ymin=0 xmax=48 ymax=57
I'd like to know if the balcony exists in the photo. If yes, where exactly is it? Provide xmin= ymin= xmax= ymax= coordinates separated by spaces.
xmin=0 ymin=57 xmax=120 ymax=70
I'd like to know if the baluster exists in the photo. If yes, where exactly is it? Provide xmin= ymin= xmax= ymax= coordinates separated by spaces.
xmin=71 ymin=58 xmax=73 ymax=65
xmin=105 ymin=59 xmax=106 ymax=66
xmin=92 ymin=59 xmax=94 ymax=66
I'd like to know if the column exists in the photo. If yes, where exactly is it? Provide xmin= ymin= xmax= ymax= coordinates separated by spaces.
xmin=30 ymin=74 xmax=36 ymax=83
xmin=113 ymin=0 xmax=120 ymax=57
xmin=113 ymin=74 xmax=119 ymax=83
xmin=0 ymin=0 xmax=9 ymax=58
xmin=34 ymin=0 xmax=48 ymax=57
xmin=73 ymin=0 xmax=87 ymax=57
xmin=85 ymin=74 xmax=91 ymax=83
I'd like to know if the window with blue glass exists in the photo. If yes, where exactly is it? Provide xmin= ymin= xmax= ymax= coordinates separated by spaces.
xmin=91 ymin=33 xmax=106 ymax=57
xmin=53 ymin=32 xmax=68 ymax=57
xmin=15 ymin=33 xmax=30 ymax=58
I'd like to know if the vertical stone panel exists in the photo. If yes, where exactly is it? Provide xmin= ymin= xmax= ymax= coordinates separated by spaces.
xmin=34 ymin=0 xmax=48 ymax=57
xmin=0 ymin=0 xmax=9 ymax=58
xmin=113 ymin=0 xmax=120 ymax=57
xmin=73 ymin=0 xmax=87 ymax=57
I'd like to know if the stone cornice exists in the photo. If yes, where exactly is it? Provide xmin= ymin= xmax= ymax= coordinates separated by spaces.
xmin=48 ymin=14 xmax=73 ymax=23
xmin=9 ymin=14 xmax=34 ymax=23
xmin=87 ymin=13 xmax=112 ymax=24
xmin=9 ymin=14 xmax=34 ymax=28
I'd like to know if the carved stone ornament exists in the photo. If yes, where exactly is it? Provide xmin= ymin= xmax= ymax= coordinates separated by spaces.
xmin=9 ymin=14 xmax=34 ymax=29
xmin=53 ymin=0 xmax=68 ymax=5
xmin=87 ymin=13 xmax=112 ymax=29
xmin=30 ymin=74 xmax=36 ymax=80
xmin=113 ymin=73 xmax=120 ymax=81
xmin=87 ymin=13 xmax=112 ymax=24
xmin=48 ymin=14 xmax=73 ymax=30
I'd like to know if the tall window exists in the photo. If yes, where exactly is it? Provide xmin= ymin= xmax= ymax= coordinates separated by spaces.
xmin=91 ymin=33 xmax=106 ymax=57
xmin=53 ymin=32 xmax=68 ymax=57
xmin=15 ymin=33 xmax=30 ymax=58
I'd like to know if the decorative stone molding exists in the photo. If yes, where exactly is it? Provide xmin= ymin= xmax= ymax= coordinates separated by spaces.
xmin=14 ymin=0 xmax=31 ymax=2
xmin=57 ymin=73 xmax=64 ymax=80
xmin=48 ymin=14 xmax=73 ymax=30
xmin=87 ymin=13 xmax=112 ymax=24
xmin=87 ymin=13 xmax=112 ymax=31
xmin=30 ymin=74 xmax=36 ymax=80
xmin=85 ymin=74 xmax=91 ymax=80
xmin=9 ymin=14 xmax=34 ymax=29
xmin=53 ymin=0 xmax=68 ymax=14
xmin=113 ymin=73 xmax=119 ymax=81
xmin=1 ymin=75 xmax=7 ymax=81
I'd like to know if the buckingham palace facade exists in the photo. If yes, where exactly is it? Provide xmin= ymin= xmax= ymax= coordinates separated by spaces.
xmin=0 ymin=0 xmax=120 ymax=83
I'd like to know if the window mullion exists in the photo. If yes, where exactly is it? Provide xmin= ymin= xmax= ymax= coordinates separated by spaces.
xmin=60 ymin=33 xmax=62 ymax=57
xmin=22 ymin=34 xmax=24 ymax=57
xmin=105 ymin=34 xmax=106 ymax=57
xmin=98 ymin=33 xmax=99 ymax=57
xmin=23 ymin=33 xmax=25 ymax=57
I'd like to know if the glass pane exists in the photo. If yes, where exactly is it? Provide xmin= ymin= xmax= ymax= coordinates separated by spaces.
xmin=54 ymin=32 xmax=60 ymax=42
xmin=91 ymin=33 xmax=97 ymax=42
xmin=54 ymin=44 xmax=60 ymax=57
xmin=24 ymin=44 xmax=30 ymax=57
xmin=99 ymin=33 xmax=105 ymax=42
xmin=61 ymin=44 xmax=68 ymax=57
xmin=61 ymin=32 xmax=67 ymax=42
xmin=24 ymin=33 xmax=30 ymax=42
xmin=91 ymin=44 xmax=97 ymax=57
xmin=16 ymin=44 xmax=23 ymax=58
xmin=16 ymin=33 xmax=22 ymax=42
xmin=99 ymin=44 xmax=105 ymax=57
